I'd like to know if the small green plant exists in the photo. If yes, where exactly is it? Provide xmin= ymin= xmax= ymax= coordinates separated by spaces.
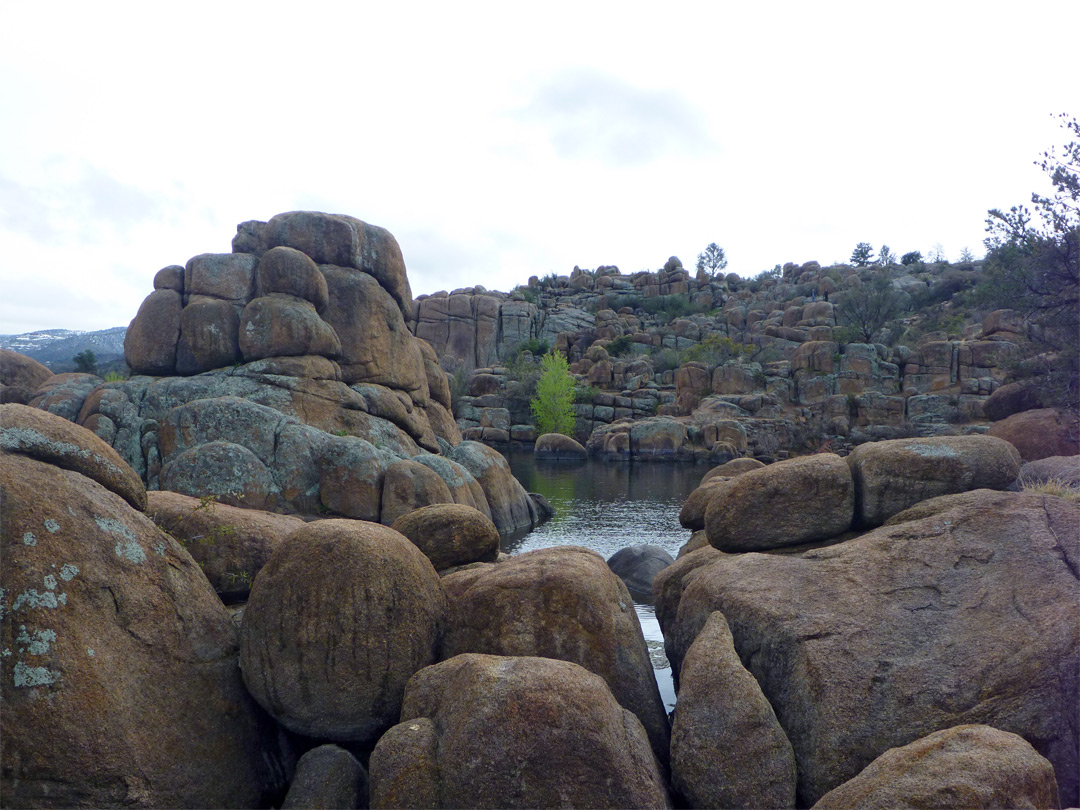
xmin=682 ymin=334 xmax=752 ymax=367
xmin=606 ymin=335 xmax=635 ymax=357
xmin=103 ymin=370 xmax=128 ymax=382
xmin=530 ymin=351 xmax=576 ymax=437
xmin=574 ymin=384 xmax=603 ymax=404
xmin=516 ymin=338 xmax=550 ymax=357
xmin=514 ymin=285 xmax=539 ymax=305
xmin=332 ymin=429 xmax=350 ymax=437
xmin=449 ymin=367 xmax=469 ymax=417
xmin=650 ymin=347 xmax=682 ymax=373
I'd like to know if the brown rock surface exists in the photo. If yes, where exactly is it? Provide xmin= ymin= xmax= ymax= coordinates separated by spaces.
xmin=175 ymin=297 xmax=241 ymax=374
xmin=847 ymin=435 xmax=1023 ymax=526
xmin=0 ymin=349 xmax=53 ymax=404
xmin=145 ymin=491 xmax=304 ymax=598
xmin=240 ymin=519 xmax=446 ymax=743
xmin=662 ymin=489 xmax=1079 ymax=806
xmin=447 ymin=440 xmax=537 ymax=534
xmin=379 ymin=458 xmax=455 ymax=527
xmin=704 ymin=454 xmax=854 ymax=551
xmin=533 ymin=431 xmax=588 ymax=458
xmin=184 ymin=252 xmax=256 ymax=303
xmin=238 ymin=294 xmax=341 ymax=361
xmin=391 ymin=503 xmax=500 ymax=570
xmin=1 ymin=403 xmax=146 ymax=510
xmin=369 ymin=654 xmax=670 ymax=809
xmin=672 ymin=612 xmax=797 ymax=809
xmin=811 ymin=724 xmax=1059 ymax=810
xmin=988 ymin=407 xmax=1080 ymax=460
xmin=443 ymin=546 xmax=670 ymax=766
xmin=256 ymin=246 xmax=330 ymax=313
xmin=124 ymin=289 xmax=182 ymax=375
xmin=1 ymin=451 xmax=291 ymax=808
xmin=700 ymin=456 xmax=765 ymax=485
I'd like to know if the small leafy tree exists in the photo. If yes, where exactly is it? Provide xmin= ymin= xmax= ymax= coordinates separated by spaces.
xmin=901 ymin=250 xmax=923 ymax=266
xmin=958 ymin=246 xmax=976 ymax=263
xmin=836 ymin=280 xmax=907 ymax=343
xmin=72 ymin=350 xmax=97 ymax=374
xmin=696 ymin=243 xmax=728 ymax=276
xmin=928 ymin=243 xmax=948 ymax=263
xmin=530 ymin=351 xmax=576 ymax=437
xmin=878 ymin=245 xmax=897 ymax=266
xmin=851 ymin=242 xmax=875 ymax=267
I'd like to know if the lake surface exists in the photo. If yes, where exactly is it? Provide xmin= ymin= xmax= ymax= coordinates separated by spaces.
xmin=503 ymin=450 xmax=705 ymax=711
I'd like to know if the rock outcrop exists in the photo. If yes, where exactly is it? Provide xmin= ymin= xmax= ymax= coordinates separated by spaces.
xmin=0 ymin=349 xmax=53 ymax=405
xmin=70 ymin=212 xmax=542 ymax=535
xmin=369 ymin=654 xmax=670 ymax=809
xmin=656 ymin=488 xmax=1079 ymax=806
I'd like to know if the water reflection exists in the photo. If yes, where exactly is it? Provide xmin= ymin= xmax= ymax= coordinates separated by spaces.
xmin=503 ymin=450 xmax=703 ymax=711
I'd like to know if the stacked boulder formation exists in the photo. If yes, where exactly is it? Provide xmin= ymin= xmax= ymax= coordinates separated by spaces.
xmin=84 ymin=212 xmax=543 ymax=535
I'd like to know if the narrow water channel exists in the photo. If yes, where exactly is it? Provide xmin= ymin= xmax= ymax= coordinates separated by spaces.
xmin=503 ymin=450 xmax=704 ymax=712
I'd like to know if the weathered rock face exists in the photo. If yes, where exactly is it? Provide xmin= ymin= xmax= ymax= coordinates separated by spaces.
xmin=145 ymin=491 xmax=304 ymax=599
xmin=1 ymin=404 xmax=146 ymax=511
xmin=0 ymin=349 xmax=53 ymax=405
xmin=369 ymin=654 xmax=670 ymax=810
xmin=1 ymin=443 xmax=291 ymax=807
xmin=671 ymin=612 xmax=797 ymax=809
xmin=442 ymin=546 xmax=670 ymax=766
xmin=659 ymin=489 xmax=1079 ymax=806
xmin=811 ymin=725 xmax=1059 ymax=810
xmin=379 ymin=458 xmax=455 ymax=526
xmin=390 ymin=503 xmax=500 ymax=571
xmin=704 ymin=454 xmax=854 ymax=551
xmin=847 ymin=435 xmax=1022 ymax=526
xmin=988 ymin=407 xmax=1080 ymax=460
xmin=1018 ymin=454 xmax=1080 ymax=489
xmin=239 ymin=520 xmax=447 ymax=744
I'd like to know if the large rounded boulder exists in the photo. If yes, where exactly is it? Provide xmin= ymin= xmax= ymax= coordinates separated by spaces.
xmin=369 ymin=654 xmax=670 ymax=809
xmin=847 ymin=435 xmax=1022 ymax=526
xmin=442 ymin=546 xmax=670 ymax=766
xmin=988 ymin=407 xmax=1080 ymax=461
xmin=239 ymin=519 xmax=447 ymax=743
xmin=1 ymin=434 xmax=290 ymax=807
xmin=390 ymin=503 xmax=500 ymax=571
xmin=0 ymin=349 xmax=53 ymax=404
xmin=704 ymin=454 xmax=854 ymax=551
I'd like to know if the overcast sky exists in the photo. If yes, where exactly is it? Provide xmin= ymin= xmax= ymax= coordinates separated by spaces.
xmin=1 ymin=2 xmax=1076 ymax=335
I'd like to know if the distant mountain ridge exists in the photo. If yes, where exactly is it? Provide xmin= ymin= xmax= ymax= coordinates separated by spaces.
xmin=0 ymin=326 xmax=127 ymax=372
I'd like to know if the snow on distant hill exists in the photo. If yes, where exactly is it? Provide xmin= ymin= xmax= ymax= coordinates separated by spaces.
xmin=0 ymin=326 xmax=127 ymax=371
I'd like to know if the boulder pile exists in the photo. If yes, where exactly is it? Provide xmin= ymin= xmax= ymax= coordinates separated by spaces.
xmin=27 ymin=212 xmax=544 ymax=536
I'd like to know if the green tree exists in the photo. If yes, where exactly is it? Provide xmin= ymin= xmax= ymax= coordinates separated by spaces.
xmin=901 ymin=250 xmax=923 ymax=266
xmin=530 ymin=351 xmax=576 ymax=436
xmin=980 ymin=113 xmax=1079 ymax=405
xmin=696 ymin=243 xmax=728 ymax=276
xmin=72 ymin=349 xmax=97 ymax=374
xmin=836 ymin=279 xmax=907 ymax=343
xmin=878 ymin=245 xmax=897 ymax=266
xmin=850 ymin=242 xmax=875 ymax=266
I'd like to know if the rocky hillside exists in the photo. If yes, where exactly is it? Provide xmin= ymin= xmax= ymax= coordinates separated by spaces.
xmin=430 ymin=256 xmax=1076 ymax=460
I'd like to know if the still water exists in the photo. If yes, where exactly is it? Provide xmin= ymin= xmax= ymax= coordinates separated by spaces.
xmin=503 ymin=450 xmax=705 ymax=711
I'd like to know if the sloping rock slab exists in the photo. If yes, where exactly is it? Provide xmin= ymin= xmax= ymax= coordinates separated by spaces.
xmin=660 ymin=489 xmax=1079 ymax=806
